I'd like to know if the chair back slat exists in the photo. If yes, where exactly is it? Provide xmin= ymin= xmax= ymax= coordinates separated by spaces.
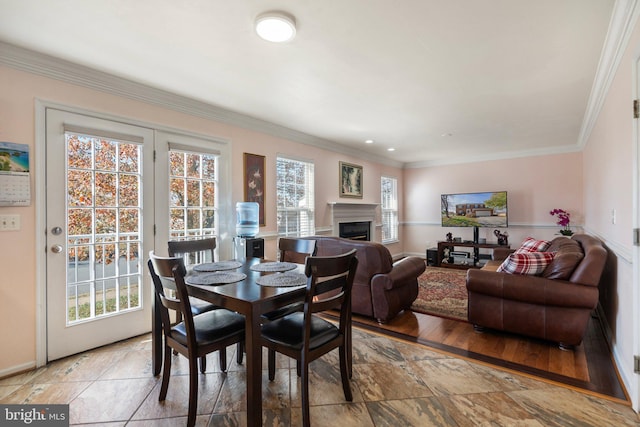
xmin=168 ymin=237 xmax=217 ymax=265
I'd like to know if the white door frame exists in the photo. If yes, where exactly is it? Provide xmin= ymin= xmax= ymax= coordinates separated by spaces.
xmin=34 ymin=100 xmax=232 ymax=366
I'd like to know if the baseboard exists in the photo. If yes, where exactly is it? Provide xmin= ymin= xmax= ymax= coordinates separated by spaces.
xmin=0 ymin=360 xmax=36 ymax=380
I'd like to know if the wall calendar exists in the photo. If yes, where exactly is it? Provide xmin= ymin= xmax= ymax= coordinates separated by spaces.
xmin=0 ymin=142 xmax=31 ymax=206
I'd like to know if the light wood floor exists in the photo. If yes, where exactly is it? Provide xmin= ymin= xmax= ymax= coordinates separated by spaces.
xmin=342 ymin=309 xmax=629 ymax=403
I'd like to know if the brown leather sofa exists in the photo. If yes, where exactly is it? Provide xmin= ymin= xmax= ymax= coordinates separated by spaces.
xmin=293 ymin=236 xmax=426 ymax=323
xmin=466 ymin=234 xmax=607 ymax=349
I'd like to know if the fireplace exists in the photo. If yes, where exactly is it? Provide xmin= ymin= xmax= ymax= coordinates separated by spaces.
xmin=328 ymin=202 xmax=378 ymax=242
xmin=339 ymin=221 xmax=370 ymax=241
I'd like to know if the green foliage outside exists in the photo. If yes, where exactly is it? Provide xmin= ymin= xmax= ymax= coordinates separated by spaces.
xmin=69 ymin=294 xmax=139 ymax=321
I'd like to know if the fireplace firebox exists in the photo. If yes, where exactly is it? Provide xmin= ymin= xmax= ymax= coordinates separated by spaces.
xmin=339 ymin=221 xmax=370 ymax=241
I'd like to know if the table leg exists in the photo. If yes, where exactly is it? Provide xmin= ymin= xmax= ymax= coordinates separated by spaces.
xmin=152 ymin=293 xmax=162 ymax=376
xmin=245 ymin=308 xmax=262 ymax=427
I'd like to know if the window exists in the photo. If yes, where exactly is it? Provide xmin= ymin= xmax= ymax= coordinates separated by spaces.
xmin=276 ymin=156 xmax=315 ymax=236
xmin=381 ymin=176 xmax=398 ymax=242
xmin=168 ymin=149 xmax=218 ymax=239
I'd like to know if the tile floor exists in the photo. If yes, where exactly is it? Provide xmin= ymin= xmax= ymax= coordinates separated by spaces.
xmin=0 ymin=327 xmax=638 ymax=426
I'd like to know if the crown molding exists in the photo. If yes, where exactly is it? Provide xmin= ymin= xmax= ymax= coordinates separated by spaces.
xmin=0 ymin=41 xmax=403 ymax=169
xmin=577 ymin=0 xmax=640 ymax=148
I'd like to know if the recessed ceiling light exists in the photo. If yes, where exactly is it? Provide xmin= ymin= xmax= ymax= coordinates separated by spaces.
xmin=255 ymin=12 xmax=297 ymax=43
xmin=365 ymin=139 xmax=374 ymax=144
xmin=387 ymin=148 xmax=395 ymax=152
xmin=441 ymin=133 xmax=453 ymax=137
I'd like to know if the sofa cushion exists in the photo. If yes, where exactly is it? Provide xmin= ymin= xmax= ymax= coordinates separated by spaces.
xmin=496 ymin=251 xmax=556 ymax=275
xmin=515 ymin=237 xmax=551 ymax=253
xmin=542 ymin=237 xmax=584 ymax=280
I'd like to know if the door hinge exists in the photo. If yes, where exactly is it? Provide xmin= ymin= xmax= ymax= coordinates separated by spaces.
xmin=153 ymin=224 xmax=156 ymax=236
xmin=635 ymin=355 xmax=640 ymax=374
xmin=634 ymin=228 xmax=640 ymax=246
xmin=153 ymin=150 xmax=157 ymax=162
xmin=634 ymin=99 xmax=639 ymax=119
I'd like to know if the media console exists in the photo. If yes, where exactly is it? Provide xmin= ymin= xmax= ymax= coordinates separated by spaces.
xmin=436 ymin=241 xmax=510 ymax=270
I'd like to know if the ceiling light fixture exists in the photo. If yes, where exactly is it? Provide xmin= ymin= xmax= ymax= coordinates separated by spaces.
xmin=365 ymin=139 xmax=374 ymax=144
xmin=255 ymin=11 xmax=297 ymax=43
xmin=387 ymin=148 xmax=395 ymax=152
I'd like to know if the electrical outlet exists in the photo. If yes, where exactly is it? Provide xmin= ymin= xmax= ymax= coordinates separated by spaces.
xmin=0 ymin=214 xmax=21 ymax=231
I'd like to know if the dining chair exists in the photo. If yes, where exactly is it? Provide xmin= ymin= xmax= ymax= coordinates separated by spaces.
xmin=260 ymin=237 xmax=319 ymax=324
xmin=260 ymin=249 xmax=358 ymax=427
xmin=168 ymin=237 xmax=231 ymax=371
xmin=148 ymin=251 xmax=245 ymax=427
xmin=277 ymin=237 xmax=317 ymax=263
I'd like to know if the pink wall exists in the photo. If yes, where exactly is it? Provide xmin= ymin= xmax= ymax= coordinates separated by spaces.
xmin=0 ymin=65 xmax=403 ymax=375
xmin=402 ymin=153 xmax=583 ymax=254
xmin=582 ymin=11 xmax=640 ymax=409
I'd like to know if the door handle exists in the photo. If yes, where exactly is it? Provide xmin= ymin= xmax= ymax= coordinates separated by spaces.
xmin=51 ymin=244 xmax=63 ymax=253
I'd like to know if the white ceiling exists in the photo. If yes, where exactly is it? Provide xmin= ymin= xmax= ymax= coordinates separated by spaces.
xmin=0 ymin=0 xmax=617 ymax=166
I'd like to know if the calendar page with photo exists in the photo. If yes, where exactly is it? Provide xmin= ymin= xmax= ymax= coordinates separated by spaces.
xmin=0 ymin=142 xmax=30 ymax=206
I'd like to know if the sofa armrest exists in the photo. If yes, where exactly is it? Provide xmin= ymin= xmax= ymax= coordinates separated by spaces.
xmin=492 ymin=247 xmax=515 ymax=261
xmin=371 ymin=256 xmax=426 ymax=291
xmin=466 ymin=269 xmax=598 ymax=309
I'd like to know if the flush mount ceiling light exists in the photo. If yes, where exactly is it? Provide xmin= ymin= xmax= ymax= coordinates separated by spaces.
xmin=255 ymin=11 xmax=296 ymax=42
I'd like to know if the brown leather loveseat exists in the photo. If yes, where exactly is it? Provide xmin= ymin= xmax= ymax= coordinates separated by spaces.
xmin=466 ymin=234 xmax=607 ymax=349
xmin=296 ymin=236 xmax=426 ymax=323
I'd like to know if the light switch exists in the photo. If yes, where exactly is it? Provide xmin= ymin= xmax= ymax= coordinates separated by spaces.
xmin=0 ymin=214 xmax=21 ymax=231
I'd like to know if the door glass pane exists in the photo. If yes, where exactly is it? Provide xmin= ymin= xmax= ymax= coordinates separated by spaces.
xmin=169 ymin=150 xmax=217 ymax=239
xmin=65 ymin=133 xmax=142 ymax=324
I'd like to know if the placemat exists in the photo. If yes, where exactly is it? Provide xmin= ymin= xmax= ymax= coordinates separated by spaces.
xmin=186 ymin=272 xmax=247 ymax=285
xmin=193 ymin=260 xmax=242 ymax=272
xmin=250 ymin=261 xmax=298 ymax=272
xmin=255 ymin=272 xmax=307 ymax=287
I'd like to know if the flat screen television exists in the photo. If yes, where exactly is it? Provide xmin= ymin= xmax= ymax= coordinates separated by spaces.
xmin=441 ymin=191 xmax=508 ymax=242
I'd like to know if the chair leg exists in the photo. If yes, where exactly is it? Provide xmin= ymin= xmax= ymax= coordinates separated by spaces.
xmin=199 ymin=355 xmax=207 ymax=373
xmin=296 ymin=360 xmax=301 ymax=377
xmin=236 ymin=341 xmax=244 ymax=365
xmin=219 ymin=348 xmax=227 ymax=372
xmin=268 ymin=349 xmax=276 ymax=381
xmin=339 ymin=344 xmax=353 ymax=401
xmin=187 ymin=356 xmax=199 ymax=427
xmin=159 ymin=344 xmax=172 ymax=401
xmin=301 ymin=359 xmax=311 ymax=427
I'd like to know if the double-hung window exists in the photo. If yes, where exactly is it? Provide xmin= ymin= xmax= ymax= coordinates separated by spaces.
xmin=381 ymin=176 xmax=398 ymax=242
xmin=276 ymin=156 xmax=315 ymax=236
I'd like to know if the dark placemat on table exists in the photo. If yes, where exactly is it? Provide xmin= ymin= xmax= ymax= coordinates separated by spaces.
xmin=193 ymin=260 xmax=242 ymax=272
xmin=186 ymin=271 xmax=247 ymax=285
xmin=250 ymin=261 xmax=298 ymax=273
xmin=255 ymin=272 xmax=307 ymax=287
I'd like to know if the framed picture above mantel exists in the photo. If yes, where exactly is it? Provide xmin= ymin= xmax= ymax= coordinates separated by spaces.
xmin=339 ymin=161 xmax=363 ymax=198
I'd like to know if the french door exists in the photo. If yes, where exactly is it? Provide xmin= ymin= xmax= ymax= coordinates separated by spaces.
xmin=45 ymin=109 xmax=154 ymax=361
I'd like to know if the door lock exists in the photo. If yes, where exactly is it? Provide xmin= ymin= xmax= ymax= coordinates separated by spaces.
xmin=51 ymin=244 xmax=63 ymax=253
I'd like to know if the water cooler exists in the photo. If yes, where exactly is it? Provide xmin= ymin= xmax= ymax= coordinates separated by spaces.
xmin=234 ymin=202 xmax=264 ymax=260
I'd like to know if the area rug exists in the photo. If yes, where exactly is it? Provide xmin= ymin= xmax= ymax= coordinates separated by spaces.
xmin=411 ymin=266 xmax=468 ymax=321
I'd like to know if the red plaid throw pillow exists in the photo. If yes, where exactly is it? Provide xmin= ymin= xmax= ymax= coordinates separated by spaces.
xmin=515 ymin=237 xmax=551 ymax=254
xmin=496 ymin=251 xmax=556 ymax=275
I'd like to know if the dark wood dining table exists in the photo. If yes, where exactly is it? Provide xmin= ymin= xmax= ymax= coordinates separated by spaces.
xmin=151 ymin=257 xmax=307 ymax=427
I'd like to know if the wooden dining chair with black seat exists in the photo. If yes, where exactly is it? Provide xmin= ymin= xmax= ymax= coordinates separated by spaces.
xmin=260 ymin=238 xmax=318 ymax=325
xmin=168 ymin=237 xmax=244 ymax=372
xmin=148 ymin=252 xmax=245 ymax=427
xmin=260 ymin=249 xmax=358 ymax=427
xmin=168 ymin=237 xmax=219 ymax=316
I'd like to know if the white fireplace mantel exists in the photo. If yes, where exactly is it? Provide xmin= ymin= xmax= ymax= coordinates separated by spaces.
xmin=328 ymin=202 xmax=379 ymax=240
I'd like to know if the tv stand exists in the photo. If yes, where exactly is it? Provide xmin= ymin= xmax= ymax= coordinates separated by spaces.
xmin=436 ymin=241 xmax=510 ymax=270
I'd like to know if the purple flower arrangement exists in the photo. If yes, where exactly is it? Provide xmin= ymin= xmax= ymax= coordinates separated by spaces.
xmin=550 ymin=209 xmax=573 ymax=236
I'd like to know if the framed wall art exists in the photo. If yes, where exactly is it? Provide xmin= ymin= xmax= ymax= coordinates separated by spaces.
xmin=243 ymin=152 xmax=266 ymax=225
xmin=339 ymin=161 xmax=363 ymax=198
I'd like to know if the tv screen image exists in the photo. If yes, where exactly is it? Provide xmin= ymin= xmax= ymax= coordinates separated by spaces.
xmin=441 ymin=191 xmax=508 ymax=228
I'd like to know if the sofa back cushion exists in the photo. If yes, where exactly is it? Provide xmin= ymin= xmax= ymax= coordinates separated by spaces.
xmin=309 ymin=236 xmax=393 ymax=284
xmin=541 ymin=237 xmax=584 ymax=280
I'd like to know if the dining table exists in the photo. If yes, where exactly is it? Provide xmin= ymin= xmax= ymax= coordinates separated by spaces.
xmin=151 ymin=256 xmax=308 ymax=427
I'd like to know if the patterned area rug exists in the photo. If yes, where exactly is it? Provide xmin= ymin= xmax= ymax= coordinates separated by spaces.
xmin=411 ymin=267 xmax=468 ymax=321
